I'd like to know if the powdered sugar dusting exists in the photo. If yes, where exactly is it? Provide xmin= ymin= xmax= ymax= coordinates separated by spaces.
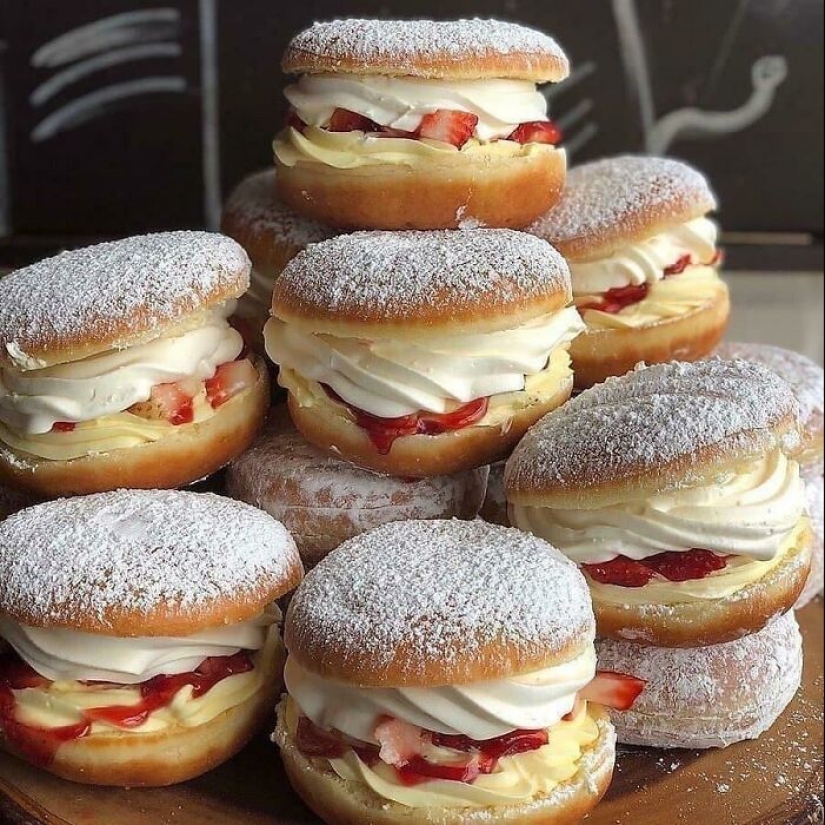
xmin=0 ymin=232 xmax=250 ymax=364
xmin=715 ymin=342 xmax=824 ymax=436
xmin=222 ymin=169 xmax=335 ymax=249
xmin=529 ymin=155 xmax=716 ymax=257
xmin=283 ymin=18 xmax=567 ymax=77
xmin=506 ymin=359 xmax=800 ymax=494
xmin=597 ymin=612 xmax=803 ymax=748
xmin=0 ymin=490 xmax=300 ymax=632
xmin=274 ymin=230 xmax=570 ymax=324
xmin=287 ymin=519 xmax=593 ymax=683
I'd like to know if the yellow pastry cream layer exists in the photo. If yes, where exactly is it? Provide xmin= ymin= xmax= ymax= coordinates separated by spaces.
xmin=576 ymin=266 xmax=728 ymax=331
xmin=274 ymin=126 xmax=555 ymax=170
xmin=587 ymin=519 xmax=809 ymax=606
xmin=9 ymin=628 xmax=280 ymax=737
xmin=0 ymin=387 xmax=245 ymax=461
xmin=279 ymin=346 xmax=573 ymax=431
xmin=284 ymin=696 xmax=601 ymax=808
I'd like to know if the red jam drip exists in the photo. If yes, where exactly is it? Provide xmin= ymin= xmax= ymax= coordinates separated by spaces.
xmin=295 ymin=717 xmax=549 ymax=786
xmin=322 ymin=386 xmax=489 ymax=455
xmin=51 ymin=422 xmax=76 ymax=432
xmin=583 ymin=549 xmax=729 ymax=588
xmin=0 ymin=649 xmax=253 ymax=765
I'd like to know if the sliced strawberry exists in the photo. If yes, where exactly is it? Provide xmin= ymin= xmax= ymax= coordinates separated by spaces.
xmin=397 ymin=753 xmax=493 ymax=786
xmin=418 ymin=398 xmax=489 ymax=435
xmin=205 ymin=359 xmax=257 ymax=409
xmin=508 ymin=120 xmax=563 ymax=145
xmin=128 ymin=382 xmax=194 ymax=425
xmin=580 ymin=671 xmax=645 ymax=711
xmin=374 ymin=717 xmax=424 ymax=767
xmin=583 ymin=557 xmax=654 ymax=588
xmin=579 ymin=283 xmax=650 ymax=315
xmin=377 ymin=126 xmax=417 ymax=138
xmin=644 ymin=549 xmax=728 ymax=582
xmin=51 ymin=421 xmax=76 ymax=433
xmin=663 ymin=254 xmax=693 ymax=276
xmin=285 ymin=109 xmax=306 ymax=133
xmin=430 ymin=728 xmax=548 ymax=761
xmin=327 ymin=108 xmax=377 ymax=133
xmin=295 ymin=717 xmax=347 ymax=758
xmin=418 ymin=110 xmax=479 ymax=148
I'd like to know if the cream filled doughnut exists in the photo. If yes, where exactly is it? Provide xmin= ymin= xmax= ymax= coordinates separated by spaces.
xmin=275 ymin=519 xmax=644 ymax=824
xmin=221 ymin=169 xmax=336 ymax=349
xmin=506 ymin=359 xmax=812 ymax=647
xmin=529 ymin=156 xmax=729 ymax=389
xmin=275 ymin=19 xmax=569 ymax=230
xmin=226 ymin=406 xmax=488 ymax=568
xmin=595 ymin=612 xmax=802 ymax=749
xmin=0 ymin=232 xmax=269 ymax=497
xmin=479 ymin=461 xmax=510 ymax=527
xmin=265 ymin=230 xmax=584 ymax=477
xmin=0 ymin=489 xmax=302 ymax=786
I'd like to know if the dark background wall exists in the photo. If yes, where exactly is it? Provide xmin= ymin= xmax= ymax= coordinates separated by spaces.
xmin=0 ymin=0 xmax=822 ymax=266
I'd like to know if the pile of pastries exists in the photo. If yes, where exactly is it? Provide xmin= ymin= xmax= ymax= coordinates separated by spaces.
xmin=0 ymin=17 xmax=821 ymax=824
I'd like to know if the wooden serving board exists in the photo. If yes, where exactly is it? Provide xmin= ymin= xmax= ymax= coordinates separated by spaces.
xmin=1 ymin=602 xmax=822 ymax=825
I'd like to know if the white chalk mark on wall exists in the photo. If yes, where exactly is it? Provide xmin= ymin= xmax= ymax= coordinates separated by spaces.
xmin=32 ymin=77 xmax=187 ymax=142
xmin=647 ymin=56 xmax=788 ymax=154
xmin=31 ymin=43 xmax=182 ymax=105
xmin=611 ymin=0 xmax=788 ymax=155
xmin=199 ymin=0 xmax=222 ymax=230
xmin=32 ymin=9 xmax=180 ymax=67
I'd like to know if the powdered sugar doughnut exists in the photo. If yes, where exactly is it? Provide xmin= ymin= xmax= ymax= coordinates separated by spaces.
xmin=715 ymin=342 xmax=824 ymax=475
xmin=221 ymin=169 xmax=336 ymax=348
xmin=0 ymin=232 xmax=268 ymax=497
xmin=478 ymin=461 xmax=510 ymax=526
xmin=507 ymin=359 xmax=811 ymax=647
xmin=596 ymin=612 xmax=802 ymax=748
xmin=226 ymin=407 xmax=488 ymax=567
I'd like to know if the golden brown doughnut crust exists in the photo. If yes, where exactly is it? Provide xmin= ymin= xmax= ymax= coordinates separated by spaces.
xmin=0 ymin=639 xmax=285 ymax=786
xmin=274 ymin=702 xmax=614 ymax=825
xmin=506 ymin=359 xmax=801 ymax=508
xmin=0 ymin=356 xmax=270 ymax=499
xmin=571 ymin=287 xmax=730 ymax=389
xmin=276 ymin=148 xmax=566 ymax=232
xmin=286 ymin=374 xmax=573 ymax=478
xmin=0 ymin=232 xmax=250 ymax=370
xmin=528 ymin=155 xmax=717 ymax=262
xmin=271 ymin=227 xmax=571 ymax=340
xmin=282 ymin=19 xmax=570 ymax=83
xmin=592 ymin=524 xmax=812 ymax=647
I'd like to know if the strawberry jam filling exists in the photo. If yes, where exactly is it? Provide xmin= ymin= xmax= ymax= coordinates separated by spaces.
xmin=322 ymin=385 xmax=489 ymax=454
xmin=0 ymin=648 xmax=253 ymax=766
xmin=286 ymin=109 xmax=563 ymax=150
xmin=579 ymin=252 xmax=721 ymax=315
xmin=583 ymin=549 xmax=729 ymax=588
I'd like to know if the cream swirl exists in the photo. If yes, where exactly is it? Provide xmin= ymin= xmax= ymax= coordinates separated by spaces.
xmin=284 ymin=648 xmax=596 ymax=743
xmin=264 ymin=308 xmax=584 ymax=419
xmin=0 ymin=304 xmax=242 ymax=435
xmin=511 ymin=449 xmax=805 ymax=565
xmin=284 ymin=74 xmax=548 ymax=142
xmin=570 ymin=217 xmax=719 ymax=297
xmin=0 ymin=608 xmax=278 ymax=684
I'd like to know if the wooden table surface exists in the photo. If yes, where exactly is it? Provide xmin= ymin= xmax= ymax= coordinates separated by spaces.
xmin=1 ymin=601 xmax=822 ymax=825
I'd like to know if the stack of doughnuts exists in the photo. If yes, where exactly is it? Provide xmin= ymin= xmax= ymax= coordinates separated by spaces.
xmin=274 ymin=19 xmax=570 ymax=230
xmin=529 ymin=155 xmax=730 ymax=389
xmin=0 ymin=490 xmax=303 ymax=785
xmin=714 ymin=342 xmax=824 ymax=608
xmin=506 ymin=359 xmax=811 ymax=748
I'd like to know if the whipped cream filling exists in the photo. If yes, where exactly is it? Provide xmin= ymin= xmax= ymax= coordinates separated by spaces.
xmin=284 ymin=74 xmax=549 ymax=142
xmin=0 ymin=303 xmax=242 ymax=436
xmin=0 ymin=607 xmax=278 ymax=684
xmin=510 ymin=449 xmax=805 ymax=565
xmin=284 ymin=647 xmax=596 ymax=743
xmin=264 ymin=308 xmax=584 ymax=419
xmin=570 ymin=217 xmax=719 ymax=297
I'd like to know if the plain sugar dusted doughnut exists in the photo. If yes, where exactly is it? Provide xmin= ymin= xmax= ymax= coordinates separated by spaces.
xmin=507 ymin=359 xmax=811 ymax=646
xmin=596 ymin=612 xmax=802 ymax=748
xmin=0 ymin=490 xmax=302 ymax=785
xmin=227 ymin=407 xmax=488 ymax=567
